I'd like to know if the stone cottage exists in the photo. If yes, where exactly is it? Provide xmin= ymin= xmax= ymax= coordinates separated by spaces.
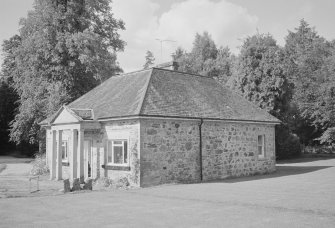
xmin=40 ymin=67 xmax=280 ymax=187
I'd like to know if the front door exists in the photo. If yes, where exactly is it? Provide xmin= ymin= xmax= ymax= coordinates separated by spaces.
xmin=84 ymin=140 xmax=93 ymax=179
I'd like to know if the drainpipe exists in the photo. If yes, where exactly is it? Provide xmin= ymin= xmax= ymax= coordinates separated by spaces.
xmin=199 ymin=118 xmax=203 ymax=181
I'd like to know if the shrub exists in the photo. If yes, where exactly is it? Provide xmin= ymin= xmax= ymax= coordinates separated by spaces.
xmin=30 ymin=153 xmax=49 ymax=176
xmin=96 ymin=177 xmax=113 ymax=187
xmin=276 ymin=124 xmax=302 ymax=160
xmin=115 ymin=177 xmax=130 ymax=188
xmin=304 ymin=145 xmax=334 ymax=154
xmin=94 ymin=177 xmax=130 ymax=189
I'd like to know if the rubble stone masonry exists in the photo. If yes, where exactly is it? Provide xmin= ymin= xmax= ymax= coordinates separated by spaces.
xmin=140 ymin=118 xmax=276 ymax=186
xmin=79 ymin=118 xmax=275 ymax=187
xmin=140 ymin=119 xmax=201 ymax=187
xmin=99 ymin=120 xmax=141 ymax=187
xmin=202 ymin=121 xmax=276 ymax=181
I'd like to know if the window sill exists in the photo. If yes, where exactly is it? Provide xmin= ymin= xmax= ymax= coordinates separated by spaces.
xmin=102 ymin=165 xmax=130 ymax=171
xmin=62 ymin=161 xmax=70 ymax=166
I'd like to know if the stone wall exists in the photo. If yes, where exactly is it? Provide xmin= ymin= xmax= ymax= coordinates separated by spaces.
xmin=202 ymin=121 xmax=276 ymax=181
xmin=140 ymin=119 xmax=201 ymax=187
xmin=62 ymin=165 xmax=70 ymax=179
xmin=140 ymin=118 xmax=276 ymax=186
xmin=98 ymin=119 xmax=141 ymax=187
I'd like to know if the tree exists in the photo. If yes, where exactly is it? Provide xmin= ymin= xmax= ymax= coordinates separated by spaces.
xmin=0 ymin=35 xmax=21 ymax=154
xmin=175 ymin=32 xmax=218 ymax=74
xmin=0 ymin=78 xmax=18 ymax=154
xmin=304 ymin=49 xmax=335 ymax=146
xmin=228 ymin=33 xmax=299 ymax=159
xmin=2 ymin=0 xmax=125 ymax=147
xmin=143 ymin=50 xmax=155 ymax=69
xmin=173 ymin=32 xmax=233 ymax=83
xmin=284 ymin=19 xmax=333 ymax=145
xmin=208 ymin=47 xmax=234 ymax=84
xmin=171 ymin=47 xmax=185 ymax=61
xmin=228 ymin=33 xmax=291 ymax=118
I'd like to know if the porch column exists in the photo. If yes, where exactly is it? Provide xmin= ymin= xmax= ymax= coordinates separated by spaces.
xmin=56 ymin=130 xmax=63 ymax=180
xmin=50 ymin=130 xmax=57 ymax=180
xmin=71 ymin=129 xmax=78 ymax=179
xmin=77 ymin=129 xmax=84 ymax=180
xmin=45 ymin=130 xmax=48 ymax=167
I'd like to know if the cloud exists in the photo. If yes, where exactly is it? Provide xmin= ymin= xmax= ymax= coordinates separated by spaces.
xmin=113 ymin=0 xmax=160 ymax=71
xmin=113 ymin=0 xmax=258 ymax=72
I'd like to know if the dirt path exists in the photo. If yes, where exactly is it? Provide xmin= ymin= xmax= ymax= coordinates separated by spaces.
xmin=0 ymin=163 xmax=31 ymax=176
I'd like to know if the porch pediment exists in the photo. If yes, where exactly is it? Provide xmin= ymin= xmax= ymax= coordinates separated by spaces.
xmin=52 ymin=106 xmax=83 ymax=124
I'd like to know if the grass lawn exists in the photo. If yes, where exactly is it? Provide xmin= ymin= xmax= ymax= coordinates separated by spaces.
xmin=0 ymin=156 xmax=63 ymax=198
xmin=0 ymin=157 xmax=334 ymax=227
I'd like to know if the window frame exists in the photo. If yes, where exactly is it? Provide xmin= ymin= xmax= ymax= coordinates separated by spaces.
xmin=56 ymin=140 xmax=69 ymax=163
xmin=257 ymin=135 xmax=265 ymax=159
xmin=61 ymin=140 xmax=69 ymax=162
xmin=107 ymin=139 xmax=129 ymax=167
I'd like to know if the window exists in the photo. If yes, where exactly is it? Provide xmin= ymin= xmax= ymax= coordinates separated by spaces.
xmin=61 ymin=141 xmax=68 ymax=161
xmin=257 ymin=135 xmax=265 ymax=158
xmin=56 ymin=140 xmax=69 ymax=162
xmin=107 ymin=140 xmax=128 ymax=166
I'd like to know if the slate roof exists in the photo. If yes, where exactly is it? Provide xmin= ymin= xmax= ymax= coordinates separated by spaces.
xmin=43 ymin=68 xmax=280 ymax=124
xmin=68 ymin=68 xmax=280 ymax=122
xmin=68 ymin=69 xmax=152 ymax=119
xmin=140 ymin=69 xmax=280 ymax=123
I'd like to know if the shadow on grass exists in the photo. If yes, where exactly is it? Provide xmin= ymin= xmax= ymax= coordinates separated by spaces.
xmin=0 ymin=164 xmax=6 ymax=174
xmin=214 ymin=165 xmax=333 ymax=183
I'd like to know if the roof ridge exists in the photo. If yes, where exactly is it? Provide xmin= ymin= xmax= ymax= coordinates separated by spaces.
xmin=115 ymin=68 xmax=152 ymax=77
xmin=137 ymin=69 xmax=153 ymax=115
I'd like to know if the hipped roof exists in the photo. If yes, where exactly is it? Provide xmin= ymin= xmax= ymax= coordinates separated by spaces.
xmin=41 ymin=68 xmax=280 ymax=125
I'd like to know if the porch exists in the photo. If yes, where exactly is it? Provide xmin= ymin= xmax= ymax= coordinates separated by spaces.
xmin=49 ymin=122 xmax=100 ymax=181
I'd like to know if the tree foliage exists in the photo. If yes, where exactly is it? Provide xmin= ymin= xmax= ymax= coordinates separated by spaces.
xmin=284 ymin=19 xmax=335 ymax=145
xmin=173 ymin=32 xmax=233 ymax=84
xmin=0 ymin=78 xmax=18 ymax=153
xmin=227 ymin=33 xmax=300 ymax=158
xmin=228 ymin=33 xmax=291 ymax=119
xmin=1 ymin=0 xmax=125 ymax=145
xmin=143 ymin=50 xmax=155 ymax=69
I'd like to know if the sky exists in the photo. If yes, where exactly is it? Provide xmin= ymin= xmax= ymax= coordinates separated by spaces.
xmin=1 ymin=0 xmax=335 ymax=72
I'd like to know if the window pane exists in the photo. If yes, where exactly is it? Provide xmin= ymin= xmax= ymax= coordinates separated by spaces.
xmin=258 ymin=135 xmax=262 ymax=146
xmin=124 ymin=141 xmax=128 ymax=163
xmin=62 ymin=141 xmax=67 ymax=159
xmin=113 ymin=141 xmax=123 ymax=145
xmin=113 ymin=146 xmax=123 ymax=164
xmin=108 ymin=141 xmax=112 ymax=163
xmin=258 ymin=146 xmax=263 ymax=155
